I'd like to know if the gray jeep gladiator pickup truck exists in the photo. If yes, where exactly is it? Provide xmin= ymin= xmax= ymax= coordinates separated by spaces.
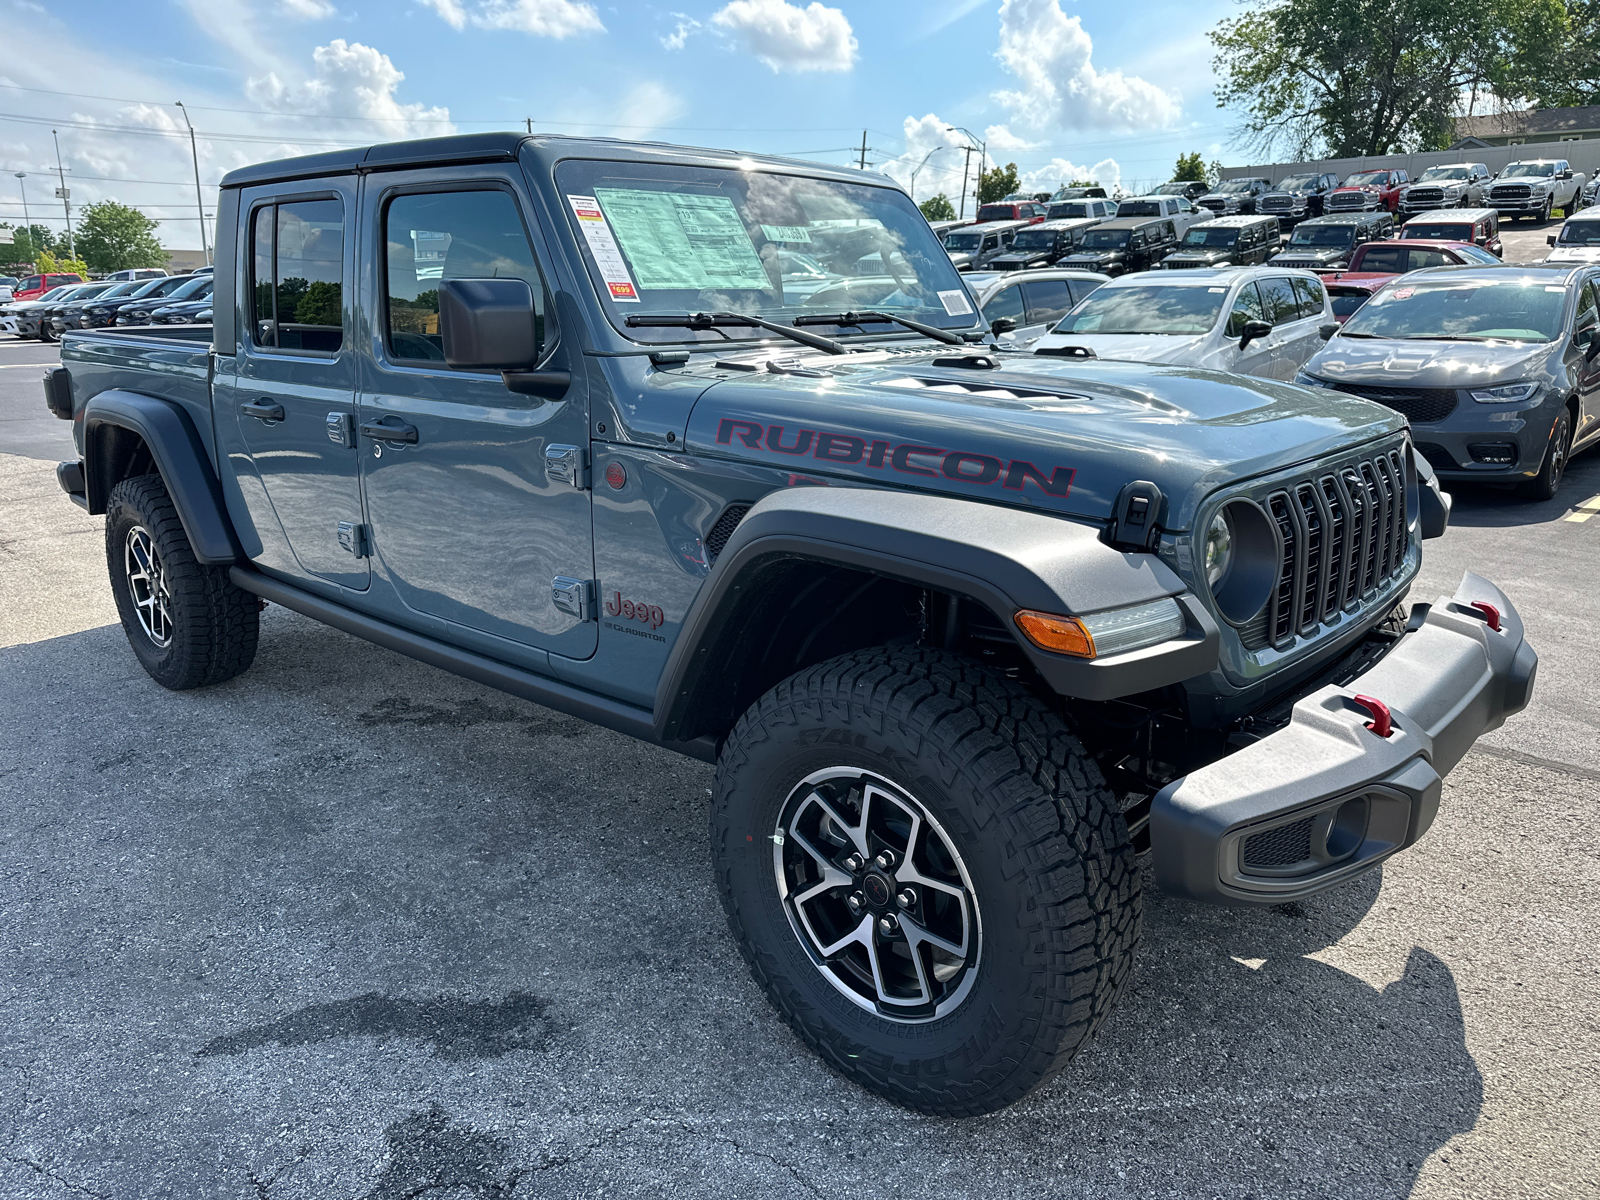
xmin=45 ymin=132 xmax=1537 ymax=1117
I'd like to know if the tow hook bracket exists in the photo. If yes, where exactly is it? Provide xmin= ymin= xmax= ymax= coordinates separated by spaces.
xmin=1352 ymin=694 xmax=1393 ymax=738
xmin=1469 ymin=601 xmax=1502 ymax=631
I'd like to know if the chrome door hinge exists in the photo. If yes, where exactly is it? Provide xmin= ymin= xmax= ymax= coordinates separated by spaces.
xmin=551 ymin=576 xmax=596 ymax=621
xmin=326 ymin=411 xmax=355 ymax=448
xmin=545 ymin=444 xmax=588 ymax=489
xmin=337 ymin=520 xmax=371 ymax=557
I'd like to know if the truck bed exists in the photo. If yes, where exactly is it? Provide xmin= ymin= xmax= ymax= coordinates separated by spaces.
xmin=59 ymin=328 xmax=214 ymax=458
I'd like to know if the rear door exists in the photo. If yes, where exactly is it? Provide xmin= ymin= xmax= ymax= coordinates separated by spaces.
xmin=1018 ymin=278 xmax=1073 ymax=341
xmin=355 ymin=171 xmax=596 ymax=658
xmin=220 ymin=182 xmax=368 ymax=589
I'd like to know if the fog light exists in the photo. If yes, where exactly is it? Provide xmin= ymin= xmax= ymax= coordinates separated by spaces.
xmin=1467 ymin=443 xmax=1517 ymax=465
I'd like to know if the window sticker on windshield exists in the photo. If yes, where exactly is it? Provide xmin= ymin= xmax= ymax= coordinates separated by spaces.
xmin=937 ymin=289 xmax=974 ymax=316
xmin=1389 ymin=288 xmax=1413 ymax=300
xmin=594 ymin=189 xmax=770 ymax=292
xmin=1546 ymin=285 xmax=1566 ymax=292
xmin=567 ymin=195 xmax=639 ymax=302
xmin=1208 ymin=287 xmax=1226 ymax=293
xmin=761 ymin=223 xmax=812 ymax=243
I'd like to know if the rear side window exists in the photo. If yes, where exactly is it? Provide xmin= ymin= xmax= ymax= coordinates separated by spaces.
xmin=250 ymin=198 xmax=344 ymax=353
xmin=1576 ymin=281 xmax=1599 ymax=333
xmin=1292 ymin=275 xmax=1325 ymax=317
xmin=1021 ymin=279 xmax=1072 ymax=327
xmin=1357 ymin=246 xmax=1405 ymax=274
xmin=384 ymin=190 xmax=544 ymax=364
xmin=1065 ymin=277 xmax=1105 ymax=305
xmin=1256 ymin=276 xmax=1301 ymax=324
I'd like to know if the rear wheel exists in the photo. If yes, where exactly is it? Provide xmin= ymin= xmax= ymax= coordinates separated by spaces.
xmin=1520 ymin=408 xmax=1572 ymax=501
xmin=712 ymin=646 xmax=1141 ymax=1115
xmin=106 ymin=474 xmax=259 ymax=689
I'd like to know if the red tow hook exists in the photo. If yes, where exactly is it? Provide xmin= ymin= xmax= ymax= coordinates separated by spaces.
xmin=1352 ymin=694 xmax=1393 ymax=738
xmin=1469 ymin=601 xmax=1502 ymax=632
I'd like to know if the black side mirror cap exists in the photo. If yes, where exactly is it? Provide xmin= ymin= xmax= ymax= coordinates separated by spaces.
xmin=1548 ymin=234 xmax=1558 ymax=245
xmin=1239 ymin=318 xmax=1272 ymax=349
xmin=990 ymin=316 xmax=1017 ymax=335
xmin=439 ymin=278 xmax=540 ymax=370
xmin=1319 ymin=322 xmax=1340 ymax=341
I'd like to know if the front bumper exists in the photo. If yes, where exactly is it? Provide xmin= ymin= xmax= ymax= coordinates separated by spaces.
xmin=1491 ymin=195 xmax=1551 ymax=214
xmin=1152 ymin=572 xmax=1536 ymax=904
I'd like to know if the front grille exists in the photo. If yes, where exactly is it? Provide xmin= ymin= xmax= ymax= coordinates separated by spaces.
xmin=1260 ymin=196 xmax=1292 ymax=211
xmin=1272 ymin=257 xmax=1325 ymax=269
xmin=705 ymin=503 xmax=752 ymax=561
xmin=1491 ymin=185 xmax=1531 ymax=201
xmin=1163 ymin=258 xmax=1208 ymax=268
xmin=1198 ymin=198 xmax=1227 ymax=212
xmin=1242 ymin=817 xmax=1314 ymax=868
xmin=1326 ymin=193 xmax=1367 ymax=209
xmin=1245 ymin=446 xmax=1411 ymax=650
xmin=1328 ymin=381 xmax=1457 ymax=423
xmin=1407 ymin=187 xmax=1444 ymax=204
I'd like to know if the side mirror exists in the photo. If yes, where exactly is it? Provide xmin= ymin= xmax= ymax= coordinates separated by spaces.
xmin=1549 ymin=234 xmax=1559 ymax=245
xmin=439 ymin=278 xmax=540 ymax=369
xmin=990 ymin=316 xmax=1018 ymax=336
xmin=1239 ymin=318 xmax=1272 ymax=349
xmin=1319 ymin=322 xmax=1340 ymax=341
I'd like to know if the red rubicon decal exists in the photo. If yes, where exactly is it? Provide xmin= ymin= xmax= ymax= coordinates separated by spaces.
xmin=715 ymin=418 xmax=1075 ymax=497
xmin=604 ymin=591 xmax=665 ymax=629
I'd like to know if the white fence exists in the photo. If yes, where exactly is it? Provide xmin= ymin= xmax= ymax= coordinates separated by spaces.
xmin=1219 ymin=136 xmax=1600 ymax=185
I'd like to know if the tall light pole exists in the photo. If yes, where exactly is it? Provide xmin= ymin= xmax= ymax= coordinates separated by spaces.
xmin=13 ymin=172 xmax=28 ymax=248
xmin=175 ymin=101 xmax=210 ymax=266
xmin=945 ymin=126 xmax=987 ymax=217
xmin=908 ymin=145 xmax=948 ymax=198
xmin=51 ymin=130 xmax=75 ymax=261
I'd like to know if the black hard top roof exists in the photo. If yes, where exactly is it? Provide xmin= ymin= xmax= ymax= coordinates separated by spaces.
xmin=1191 ymin=213 xmax=1279 ymax=227
xmin=1299 ymin=212 xmax=1388 ymax=225
xmin=1093 ymin=216 xmax=1172 ymax=229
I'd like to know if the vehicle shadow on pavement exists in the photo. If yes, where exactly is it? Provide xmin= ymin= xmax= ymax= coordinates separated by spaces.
xmin=1441 ymin=450 xmax=1600 ymax=528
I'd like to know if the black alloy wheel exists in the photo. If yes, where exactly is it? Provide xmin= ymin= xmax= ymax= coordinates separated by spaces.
xmin=1521 ymin=409 xmax=1571 ymax=501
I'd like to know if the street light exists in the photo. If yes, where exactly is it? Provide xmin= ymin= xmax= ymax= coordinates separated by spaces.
xmin=175 ymin=101 xmax=210 ymax=266
xmin=12 ymin=172 xmax=27 ymax=247
xmin=51 ymin=130 xmax=75 ymax=261
xmin=908 ymin=145 xmax=949 ymax=197
xmin=944 ymin=126 xmax=987 ymax=219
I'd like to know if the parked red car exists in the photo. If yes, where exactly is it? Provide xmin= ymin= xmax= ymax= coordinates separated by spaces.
xmin=1324 ymin=169 xmax=1410 ymax=214
xmin=974 ymin=201 xmax=1048 ymax=224
xmin=14 ymin=272 xmax=84 ymax=302
xmin=1323 ymin=238 xmax=1501 ymax=288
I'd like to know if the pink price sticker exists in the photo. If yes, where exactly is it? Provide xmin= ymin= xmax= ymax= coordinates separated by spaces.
xmin=1389 ymin=287 xmax=1413 ymax=300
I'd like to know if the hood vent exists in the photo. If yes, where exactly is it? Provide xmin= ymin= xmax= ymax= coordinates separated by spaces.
xmin=879 ymin=375 xmax=1089 ymax=403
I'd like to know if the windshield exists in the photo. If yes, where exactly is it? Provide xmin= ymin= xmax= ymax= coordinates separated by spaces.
xmin=1155 ymin=183 xmax=1192 ymax=195
xmin=1418 ymin=167 xmax=1470 ymax=181
xmin=1345 ymin=172 xmax=1389 ymax=186
xmin=1054 ymin=284 xmax=1225 ymax=335
xmin=1011 ymin=229 xmax=1059 ymax=250
xmin=1214 ymin=180 xmax=1255 ymax=194
xmin=1048 ymin=202 xmax=1090 ymax=218
xmin=555 ymin=159 xmax=977 ymax=343
xmin=1182 ymin=228 xmax=1238 ymax=247
xmin=1404 ymin=223 xmax=1473 ymax=242
xmin=1558 ymin=220 xmax=1600 ymax=245
xmin=1328 ymin=288 xmax=1371 ymax=319
xmin=1503 ymin=162 xmax=1557 ymax=177
xmin=975 ymin=205 xmax=1017 ymax=221
xmin=1289 ymin=225 xmax=1355 ymax=247
xmin=1341 ymin=277 xmax=1566 ymax=342
xmin=164 ymin=276 xmax=213 ymax=301
xmin=95 ymin=282 xmax=142 ymax=300
xmin=1079 ymin=229 xmax=1130 ymax=249
xmin=1117 ymin=200 xmax=1161 ymax=216
xmin=1276 ymin=174 xmax=1319 ymax=191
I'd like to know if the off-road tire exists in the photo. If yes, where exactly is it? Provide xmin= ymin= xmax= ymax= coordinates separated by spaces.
xmin=1519 ymin=408 xmax=1572 ymax=501
xmin=105 ymin=474 xmax=258 ymax=689
xmin=711 ymin=646 xmax=1141 ymax=1116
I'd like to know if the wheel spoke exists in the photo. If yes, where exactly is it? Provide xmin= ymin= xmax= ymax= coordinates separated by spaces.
xmin=792 ymin=868 xmax=852 ymax=907
xmin=896 ymin=861 xmax=966 ymax=902
xmin=817 ymin=912 xmax=874 ymax=959
xmin=902 ymin=911 xmax=968 ymax=960
xmin=799 ymin=789 xmax=868 ymax=859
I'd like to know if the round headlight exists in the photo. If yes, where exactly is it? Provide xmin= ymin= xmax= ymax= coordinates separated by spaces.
xmin=1205 ymin=512 xmax=1233 ymax=586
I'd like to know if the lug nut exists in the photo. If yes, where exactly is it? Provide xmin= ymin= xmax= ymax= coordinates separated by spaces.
xmin=874 ymin=849 xmax=896 ymax=870
xmin=846 ymin=892 xmax=865 ymax=913
xmin=843 ymin=853 xmax=864 ymax=872
xmin=896 ymin=888 xmax=916 ymax=909
xmin=878 ymin=914 xmax=899 ymax=935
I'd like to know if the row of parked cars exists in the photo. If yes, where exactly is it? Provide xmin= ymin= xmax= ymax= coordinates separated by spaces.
xmin=0 ymin=269 xmax=214 ymax=340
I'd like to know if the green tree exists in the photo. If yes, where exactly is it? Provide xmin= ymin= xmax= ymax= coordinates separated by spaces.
xmin=977 ymin=162 xmax=1021 ymax=205
xmin=918 ymin=194 xmax=957 ymax=221
xmin=76 ymin=200 xmax=169 ymax=274
xmin=0 ymin=223 xmax=61 ymax=265
xmin=1172 ymin=152 xmax=1208 ymax=182
xmin=1210 ymin=0 xmax=1568 ymax=157
xmin=295 ymin=280 xmax=342 ymax=329
xmin=1499 ymin=0 xmax=1600 ymax=107
xmin=35 ymin=249 xmax=91 ymax=279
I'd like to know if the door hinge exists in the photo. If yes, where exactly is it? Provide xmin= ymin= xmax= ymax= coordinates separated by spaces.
xmin=326 ymin=411 xmax=355 ymax=448
xmin=545 ymin=444 xmax=588 ymax=489
xmin=551 ymin=576 xmax=596 ymax=621
xmin=337 ymin=520 xmax=371 ymax=558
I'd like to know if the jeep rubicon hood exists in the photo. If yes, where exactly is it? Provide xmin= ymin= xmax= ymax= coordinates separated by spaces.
xmin=1161 ymin=249 xmax=1235 ymax=268
xmin=1060 ymin=250 xmax=1125 ymax=272
xmin=682 ymin=348 xmax=1404 ymax=530
xmin=990 ymin=251 xmax=1053 ymax=271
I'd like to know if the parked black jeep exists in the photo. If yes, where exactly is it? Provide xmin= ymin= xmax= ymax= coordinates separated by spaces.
xmin=1159 ymin=215 xmax=1281 ymax=269
xmin=1269 ymin=211 xmax=1395 ymax=271
xmin=1059 ymin=216 xmax=1179 ymax=275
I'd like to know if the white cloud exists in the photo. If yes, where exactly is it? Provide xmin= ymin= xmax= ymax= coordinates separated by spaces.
xmin=246 ymin=39 xmax=455 ymax=140
xmin=661 ymin=14 xmax=699 ymax=50
xmin=281 ymin=0 xmax=336 ymax=17
xmin=614 ymin=81 xmax=687 ymax=136
xmin=1019 ymin=156 xmax=1123 ymax=194
xmin=421 ymin=0 xmax=604 ymax=37
xmin=877 ymin=113 xmax=982 ymax=205
xmin=983 ymin=124 xmax=1039 ymax=152
xmin=992 ymin=0 xmax=1179 ymax=134
xmin=711 ymin=0 xmax=857 ymax=73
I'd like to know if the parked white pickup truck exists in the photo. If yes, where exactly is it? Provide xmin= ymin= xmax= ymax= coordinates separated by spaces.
xmin=1487 ymin=159 xmax=1588 ymax=221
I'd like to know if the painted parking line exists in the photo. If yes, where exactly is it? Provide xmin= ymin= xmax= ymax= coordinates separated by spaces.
xmin=1567 ymin=494 xmax=1600 ymax=523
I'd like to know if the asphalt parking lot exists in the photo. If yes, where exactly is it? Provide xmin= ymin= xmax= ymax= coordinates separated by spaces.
xmin=1 ymin=228 xmax=1597 ymax=1197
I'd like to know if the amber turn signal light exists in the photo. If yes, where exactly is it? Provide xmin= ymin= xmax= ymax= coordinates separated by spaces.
xmin=1014 ymin=610 xmax=1095 ymax=658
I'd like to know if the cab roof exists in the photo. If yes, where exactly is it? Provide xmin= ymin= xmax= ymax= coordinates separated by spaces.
xmin=1189 ymin=214 xmax=1279 ymax=228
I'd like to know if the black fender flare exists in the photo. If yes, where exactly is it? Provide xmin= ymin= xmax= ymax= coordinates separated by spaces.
xmin=652 ymin=487 xmax=1219 ymax=743
xmin=83 ymin=389 xmax=241 ymax=564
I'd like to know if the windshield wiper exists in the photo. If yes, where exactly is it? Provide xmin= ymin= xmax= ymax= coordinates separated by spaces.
xmin=625 ymin=311 xmax=846 ymax=355
xmin=1335 ymin=331 xmax=1386 ymax=338
xmin=791 ymin=309 xmax=965 ymax=345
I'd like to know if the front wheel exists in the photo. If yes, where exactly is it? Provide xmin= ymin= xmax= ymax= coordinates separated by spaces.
xmin=37 ymin=324 xmax=57 ymax=343
xmin=1520 ymin=409 xmax=1572 ymax=501
xmin=712 ymin=647 xmax=1141 ymax=1115
xmin=106 ymin=474 xmax=259 ymax=689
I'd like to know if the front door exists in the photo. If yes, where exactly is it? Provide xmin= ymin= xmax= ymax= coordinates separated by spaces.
xmin=1575 ymin=280 xmax=1600 ymax=449
xmin=356 ymin=174 xmax=596 ymax=659
xmin=1223 ymin=281 xmax=1277 ymax=378
xmin=226 ymin=181 xmax=367 ymax=589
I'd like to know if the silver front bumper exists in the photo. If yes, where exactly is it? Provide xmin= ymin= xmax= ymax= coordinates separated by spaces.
xmin=1151 ymin=572 xmax=1537 ymax=904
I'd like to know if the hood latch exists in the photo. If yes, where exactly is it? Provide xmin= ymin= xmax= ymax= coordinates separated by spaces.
xmin=1107 ymin=480 xmax=1166 ymax=551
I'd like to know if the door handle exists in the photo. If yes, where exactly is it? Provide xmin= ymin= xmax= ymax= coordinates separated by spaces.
xmin=240 ymin=399 xmax=285 ymax=421
xmin=359 ymin=418 xmax=419 ymax=444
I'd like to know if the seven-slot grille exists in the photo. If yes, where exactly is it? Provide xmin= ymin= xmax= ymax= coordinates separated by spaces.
xmin=1248 ymin=447 xmax=1411 ymax=649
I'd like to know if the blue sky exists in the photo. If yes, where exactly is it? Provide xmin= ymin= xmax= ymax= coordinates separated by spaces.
xmin=1 ymin=0 xmax=1241 ymax=250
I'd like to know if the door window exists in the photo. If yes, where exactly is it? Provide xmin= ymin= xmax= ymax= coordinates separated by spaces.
xmin=250 ymin=198 xmax=344 ymax=353
xmin=1064 ymin=277 xmax=1105 ymax=306
xmin=384 ymin=189 xmax=545 ymax=364
xmin=1256 ymin=276 xmax=1301 ymax=325
xmin=1021 ymin=279 xmax=1073 ymax=327
xmin=984 ymin=284 xmax=1026 ymax=325
xmin=1225 ymin=282 xmax=1266 ymax=337
xmin=1574 ymin=281 xmax=1599 ymax=336
xmin=1291 ymin=274 xmax=1325 ymax=318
